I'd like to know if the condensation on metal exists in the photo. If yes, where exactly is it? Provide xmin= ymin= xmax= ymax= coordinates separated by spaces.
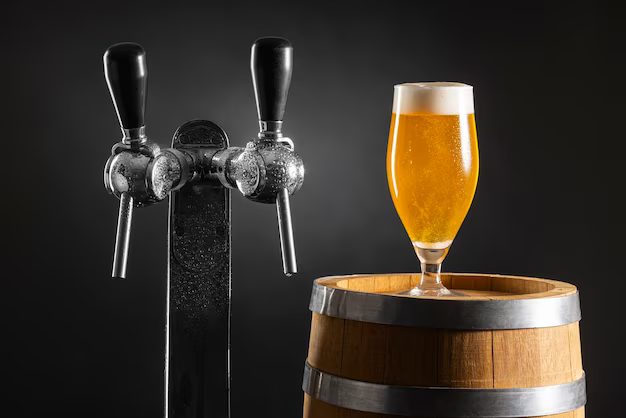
xmin=309 ymin=281 xmax=581 ymax=330
xmin=170 ymin=120 xmax=231 ymax=316
xmin=167 ymin=120 xmax=231 ymax=418
xmin=302 ymin=363 xmax=586 ymax=417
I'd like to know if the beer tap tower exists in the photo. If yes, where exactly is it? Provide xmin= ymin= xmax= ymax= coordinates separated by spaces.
xmin=102 ymin=37 xmax=303 ymax=417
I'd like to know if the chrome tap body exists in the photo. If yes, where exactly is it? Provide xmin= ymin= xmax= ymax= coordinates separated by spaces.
xmin=102 ymin=38 xmax=303 ymax=418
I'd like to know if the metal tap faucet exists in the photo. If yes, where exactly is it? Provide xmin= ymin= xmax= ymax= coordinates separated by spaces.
xmin=252 ymin=37 xmax=301 ymax=275
xmin=101 ymin=37 xmax=304 ymax=417
xmin=104 ymin=39 xmax=303 ymax=280
xmin=212 ymin=38 xmax=303 ymax=275
xmin=103 ymin=43 xmax=159 ymax=279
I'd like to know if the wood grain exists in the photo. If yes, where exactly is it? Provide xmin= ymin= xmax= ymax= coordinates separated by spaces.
xmin=384 ymin=326 xmax=437 ymax=386
xmin=307 ymin=313 xmax=344 ymax=374
xmin=438 ymin=329 xmax=494 ymax=388
xmin=340 ymin=320 xmax=387 ymax=383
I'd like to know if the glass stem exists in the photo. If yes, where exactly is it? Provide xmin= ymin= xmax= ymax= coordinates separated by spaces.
xmin=419 ymin=262 xmax=444 ymax=290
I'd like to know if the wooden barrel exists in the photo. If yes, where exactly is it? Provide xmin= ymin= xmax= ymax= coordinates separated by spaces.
xmin=302 ymin=273 xmax=585 ymax=418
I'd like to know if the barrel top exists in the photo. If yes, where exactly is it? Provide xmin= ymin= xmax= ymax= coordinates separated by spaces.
xmin=315 ymin=272 xmax=577 ymax=300
xmin=309 ymin=273 xmax=581 ymax=329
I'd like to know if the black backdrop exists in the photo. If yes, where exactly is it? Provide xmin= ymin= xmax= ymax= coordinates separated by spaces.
xmin=3 ymin=1 xmax=624 ymax=417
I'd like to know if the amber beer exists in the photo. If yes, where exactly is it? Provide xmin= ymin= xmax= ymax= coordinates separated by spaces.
xmin=387 ymin=83 xmax=479 ymax=250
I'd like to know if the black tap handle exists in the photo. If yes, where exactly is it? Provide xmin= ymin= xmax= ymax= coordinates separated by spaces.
xmin=251 ymin=37 xmax=293 ymax=123
xmin=103 ymin=42 xmax=147 ymax=279
xmin=104 ymin=42 xmax=147 ymax=130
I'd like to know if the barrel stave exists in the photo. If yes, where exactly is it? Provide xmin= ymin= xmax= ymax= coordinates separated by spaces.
xmin=568 ymin=323 xmax=584 ymax=380
xmin=493 ymin=326 xmax=573 ymax=388
xmin=438 ymin=330 xmax=494 ymax=388
xmin=342 ymin=320 xmax=387 ymax=383
xmin=384 ymin=326 xmax=437 ymax=386
xmin=307 ymin=313 xmax=344 ymax=374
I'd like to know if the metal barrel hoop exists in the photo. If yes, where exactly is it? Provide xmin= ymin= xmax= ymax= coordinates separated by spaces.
xmin=303 ymin=362 xmax=587 ymax=417
xmin=309 ymin=281 xmax=582 ymax=330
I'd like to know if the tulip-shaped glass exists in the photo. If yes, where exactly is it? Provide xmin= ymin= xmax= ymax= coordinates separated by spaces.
xmin=387 ymin=83 xmax=479 ymax=297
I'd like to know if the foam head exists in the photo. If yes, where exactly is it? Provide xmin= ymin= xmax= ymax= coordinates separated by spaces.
xmin=392 ymin=82 xmax=474 ymax=115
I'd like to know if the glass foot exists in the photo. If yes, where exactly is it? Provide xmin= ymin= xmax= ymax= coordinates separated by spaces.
xmin=399 ymin=284 xmax=466 ymax=297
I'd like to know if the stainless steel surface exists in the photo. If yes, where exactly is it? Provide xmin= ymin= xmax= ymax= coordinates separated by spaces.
xmin=245 ymin=139 xmax=303 ymax=203
xmin=112 ymin=192 xmax=133 ymax=279
xmin=210 ymin=147 xmax=240 ymax=189
xmin=258 ymin=120 xmax=283 ymax=137
xmin=148 ymin=149 xmax=190 ymax=200
xmin=303 ymin=362 xmax=587 ymax=417
xmin=105 ymin=144 xmax=155 ymax=203
xmin=209 ymin=137 xmax=303 ymax=276
xmin=309 ymin=275 xmax=582 ymax=329
xmin=104 ymin=140 xmax=185 ymax=279
xmin=209 ymin=139 xmax=303 ymax=207
xmin=277 ymin=188 xmax=297 ymax=275
xmin=211 ymin=144 xmax=263 ymax=196
xmin=167 ymin=121 xmax=231 ymax=418
xmin=123 ymin=126 xmax=147 ymax=144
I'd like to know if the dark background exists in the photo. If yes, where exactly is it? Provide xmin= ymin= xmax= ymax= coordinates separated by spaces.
xmin=3 ymin=0 xmax=624 ymax=416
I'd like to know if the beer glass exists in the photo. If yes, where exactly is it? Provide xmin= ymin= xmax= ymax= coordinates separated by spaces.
xmin=387 ymin=83 xmax=479 ymax=297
